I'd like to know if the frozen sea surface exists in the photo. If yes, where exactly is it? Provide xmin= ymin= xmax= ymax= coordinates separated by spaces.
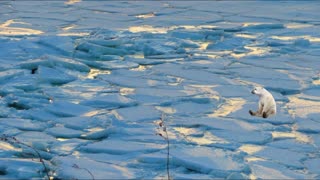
xmin=0 ymin=1 xmax=320 ymax=179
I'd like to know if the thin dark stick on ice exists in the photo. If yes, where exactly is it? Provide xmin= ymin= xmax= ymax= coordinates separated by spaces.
xmin=158 ymin=114 xmax=170 ymax=180
xmin=0 ymin=134 xmax=51 ymax=180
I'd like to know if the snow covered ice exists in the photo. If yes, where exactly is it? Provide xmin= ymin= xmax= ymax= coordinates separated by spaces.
xmin=1 ymin=1 xmax=320 ymax=179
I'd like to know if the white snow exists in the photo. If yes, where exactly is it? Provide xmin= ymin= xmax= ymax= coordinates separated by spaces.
xmin=171 ymin=146 xmax=246 ymax=178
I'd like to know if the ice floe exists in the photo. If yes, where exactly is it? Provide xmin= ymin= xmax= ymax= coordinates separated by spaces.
xmin=0 ymin=1 xmax=319 ymax=179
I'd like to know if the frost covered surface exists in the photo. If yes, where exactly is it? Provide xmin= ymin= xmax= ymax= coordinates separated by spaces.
xmin=0 ymin=1 xmax=320 ymax=179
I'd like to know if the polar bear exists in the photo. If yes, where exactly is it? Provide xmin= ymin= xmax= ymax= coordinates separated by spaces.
xmin=249 ymin=86 xmax=276 ymax=118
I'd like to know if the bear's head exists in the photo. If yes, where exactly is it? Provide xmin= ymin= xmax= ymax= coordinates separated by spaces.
xmin=251 ymin=86 xmax=265 ymax=96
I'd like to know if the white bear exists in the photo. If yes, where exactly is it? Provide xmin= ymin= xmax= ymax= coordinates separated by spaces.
xmin=249 ymin=86 xmax=276 ymax=118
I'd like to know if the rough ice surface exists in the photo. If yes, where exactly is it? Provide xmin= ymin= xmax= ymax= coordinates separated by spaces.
xmin=0 ymin=1 xmax=320 ymax=179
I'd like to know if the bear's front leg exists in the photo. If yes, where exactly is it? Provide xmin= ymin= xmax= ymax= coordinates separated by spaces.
xmin=249 ymin=110 xmax=258 ymax=116
xmin=262 ymin=112 xmax=268 ymax=118
xmin=249 ymin=103 xmax=264 ymax=117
